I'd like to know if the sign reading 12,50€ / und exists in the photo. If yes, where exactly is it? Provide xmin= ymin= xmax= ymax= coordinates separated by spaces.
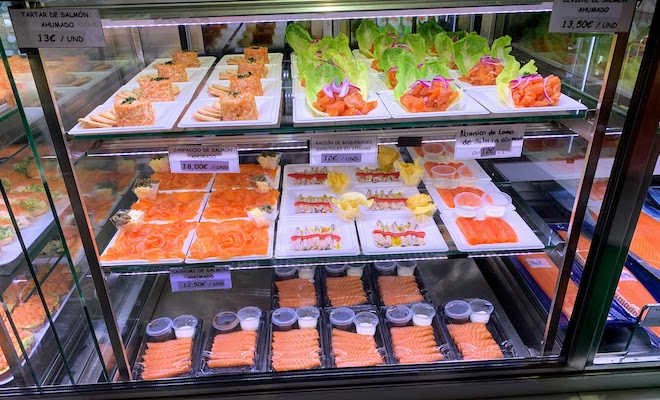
xmin=548 ymin=0 xmax=636 ymax=33
xmin=168 ymin=145 xmax=239 ymax=173
xmin=454 ymin=124 xmax=525 ymax=161
xmin=8 ymin=8 xmax=105 ymax=48
xmin=170 ymin=266 xmax=232 ymax=292
xmin=310 ymin=136 xmax=378 ymax=166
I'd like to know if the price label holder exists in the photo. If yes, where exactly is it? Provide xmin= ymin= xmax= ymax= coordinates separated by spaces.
xmin=640 ymin=305 xmax=660 ymax=328
xmin=9 ymin=8 xmax=106 ymax=49
xmin=168 ymin=145 xmax=239 ymax=173
xmin=170 ymin=266 xmax=232 ymax=292
xmin=548 ymin=0 xmax=636 ymax=33
xmin=454 ymin=124 xmax=525 ymax=161
xmin=310 ymin=136 xmax=378 ymax=166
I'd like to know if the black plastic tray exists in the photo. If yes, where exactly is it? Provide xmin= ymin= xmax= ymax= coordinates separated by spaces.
xmin=271 ymin=267 xmax=323 ymax=309
xmin=321 ymin=265 xmax=378 ymax=308
xmin=370 ymin=265 xmax=432 ymax=307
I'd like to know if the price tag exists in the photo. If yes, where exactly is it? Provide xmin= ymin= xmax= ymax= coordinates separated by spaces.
xmin=454 ymin=124 xmax=525 ymax=160
xmin=548 ymin=0 xmax=636 ymax=33
xmin=527 ymin=257 xmax=554 ymax=269
xmin=310 ymin=136 xmax=378 ymax=166
xmin=9 ymin=8 xmax=105 ymax=49
xmin=641 ymin=305 xmax=660 ymax=327
xmin=619 ymin=269 xmax=638 ymax=281
xmin=168 ymin=145 xmax=239 ymax=173
xmin=170 ymin=266 xmax=232 ymax=292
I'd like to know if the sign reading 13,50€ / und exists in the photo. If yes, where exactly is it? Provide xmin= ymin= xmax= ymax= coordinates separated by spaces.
xmin=9 ymin=8 xmax=105 ymax=48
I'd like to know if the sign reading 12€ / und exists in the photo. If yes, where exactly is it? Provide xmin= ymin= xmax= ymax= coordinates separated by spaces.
xmin=168 ymin=145 xmax=239 ymax=173
xmin=310 ymin=136 xmax=378 ymax=166
xmin=9 ymin=8 xmax=105 ymax=49
xmin=454 ymin=124 xmax=525 ymax=161
xmin=170 ymin=266 xmax=232 ymax=292
xmin=548 ymin=0 xmax=636 ymax=33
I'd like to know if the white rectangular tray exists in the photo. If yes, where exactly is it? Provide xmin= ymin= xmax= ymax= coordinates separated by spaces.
xmin=421 ymin=159 xmax=492 ymax=183
xmin=185 ymin=220 xmax=274 ymax=263
xmin=380 ymin=91 xmax=490 ymax=121
xmin=128 ymin=68 xmax=208 ymax=85
xmin=217 ymin=52 xmax=284 ymax=66
xmin=467 ymin=87 xmax=588 ymax=117
xmin=425 ymin=181 xmax=512 ymax=213
xmin=177 ymin=97 xmax=281 ymax=129
xmin=68 ymin=102 xmax=183 ymax=136
xmin=104 ymin=81 xmax=197 ymax=105
xmin=352 ymin=186 xmax=420 ymax=214
xmin=213 ymin=64 xmax=282 ymax=80
xmin=369 ymin=74 xmax=392 ymax=94
xmin=282 ymin=164 xmax=349 ymax=189
xmin=197 ymin=78 xmax=282 ymax=100
xmin=292 ymin=93 xmax=391 ymax=127
xmin=274 ymin=216 xmax=360 ymax=259
xmin=356 ymin=216 xmax=448 ymax=255
xmin=146 ymin=56 xmax=217 ymax=70
xmin=280 ymin=188 xmax=338 ymax=217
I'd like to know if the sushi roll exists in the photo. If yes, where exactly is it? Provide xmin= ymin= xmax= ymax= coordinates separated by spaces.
xmin=229 ymin=72 xmax=263 ymax=96
xmin=138 ymin=76 xmax=175 ymax=102
xmin=0 ymin=225 xmax=14 ymax=246
xmin=236 ymin=57 xmax=268 ymax=78
xmin=172 ymin=50 xmax=200 ymax=67
xmin=149 ymin=155 xmax=170 ymax=173
xmin=114 ymin=97 xmax=155 ymax=127
xmin=217 ymin=91 xmax=258 ymax=121
xmin=244 ymin=46 xmax=269 ymax=64
xmin=257 ymin=151 xmax=280 ymax=170
xmin=155 ymin=61 xmax=188 ymax=82
xmin=249 ymin=174 xmax=272 ymax=193
xmin=132 ymin=178 xmax=160 ymax=200
xmin=294 ymin=195 xmax=334 ymax=214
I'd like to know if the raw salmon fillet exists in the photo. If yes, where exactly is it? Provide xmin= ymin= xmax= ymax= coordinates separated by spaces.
xmin=326 ymin=276 xmax=367 ymax=307
xmin=436 ymin=187 xmax=484 ymax=208
xmin=516 ymin=254 xmax=577 ymax=318
xmin=331 ymin=329 xmax=383 ymax=368
xmin=140 ymin=338 xmax=192 ymax=380
xmin=275 ymin=278 xmax=317 ymax=307
xmin=131 ymin=191 xmax=206 ymax=222
xmin=378 ymin=276 xmax=424 ymax=306
xmin=557 ymin=230 xmax=592 ymax=263
xmin=202 ymin=187 xmax=279 ymax=220
xmin=447 ymin=323 xmax=504 ymax=361
xmin=390 ymin=325 xmax=443 ymax=364
xmin=456 ymin=217 xmax=518 ymax=245
xmin=629 ymin=212 xmax=660 ymax=270
xmin=271 ymin=328 xmax=321 ymax=371
xmin=208 ymin=330 xmax=258 ymax=368
xmin=188 ymin=220 xmax=270 ymax=260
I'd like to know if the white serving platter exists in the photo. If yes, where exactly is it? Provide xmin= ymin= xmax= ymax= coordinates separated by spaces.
xmin=357 ymin=216 xmax=448 ymax=255
xmin=380 ymin=91 xmax=490 ymax=121
xmin=467 ymin=87 xmax=589 ymax=117
xmin=274 ymin=216 xmax=360 ymax=259
xmin=217 ymin=52 xmax=283 ymax=66
xmin=185 ymin=220 xmax=274 ymax=263
xmin=292 ymin=93 xmax=391 ymax=127
xmin=197 ymin=78 xmax=282 ymax=100
xmin=177 ymin=97 xmax=280 ymax=129
xmin=68 ymin=102 xmax=183 ymax=136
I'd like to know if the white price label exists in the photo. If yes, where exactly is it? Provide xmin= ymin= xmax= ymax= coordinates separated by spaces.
xmin=310 ymin=136 xmax=378 ymax=166
xmin=619 ymin=269 xmax=638 ymax=281
xmin=641 ymin=305 xmax=660 ymax=327
xmin=168 ymin=145 xmax=239 ymax=173
xmin=454 ymin=124 xmax=525 ymax=160
xmin=527 ymin=257 xmax=554 ymax=269
xmin=549 ymin=0 xmax=636 ymax=33
xmin=9 ymin=8 xmax=105 ymax=49
xmin=170 ymin=266 xmax=232 ymax=292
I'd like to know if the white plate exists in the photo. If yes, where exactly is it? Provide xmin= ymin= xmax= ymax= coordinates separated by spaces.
xmin=467 ymin=87 xmax=588 ymax=117
xmin=197 ymin=78 xmax=282 ymax=100
xmin=177 ymin=97 xmax=281 ymax=129
xmin=185 ymin=220 xmax=274 ymax=263
xmin=68 ymin=102 xmax=183 ymax=136
xmin=425 ymin=181 xmax=515 ymax=213
xmin=213 ymin=64 xmax=282 ymax=80
xmin=291 ymin=62 xmax=299 ymax=78
xmin=217 ymin=52 xmax=283 ymax=66
xmin=370 ymin=74 xmax=392 ymax=94
xmin=440 ymin=211 xmax=545 ymax=252
xmin=380 ymin=91 xmax=490 ymax=121
xmin=421 ymin=159 xmax=492 ymax=183
xmin=280 ymin=188 xmax=338 ymax=217
xmin=357 ymin=58 xmax=381 ymax=74
xmin=352 ymin=186 xmax=420 ymax=214
xmin=128 ymin=68 xmax=207 ymax=85
xmin=146 ymin=56 xmax=217 ymax=70
xmin=274 ymin=216 xmax=360 ymax=259
xmin=448 ymin=69 xmax=490 ymax=91
xmin=352 ymin=49 xmax=370 ymax=60
xmin=282 ymin=164 xmax=350 ymax=189
xmin=105 ymin=82 xmax=197 ymax=105
xmin=292 ymin=93 xmax=391 ymax=127
xmin=136 ymin=192 xmax=209 ymax=223
xmin=100 ymin=225 xmax=196 ymax=266
xmin=292 ymin=77 xmax=306 ymax=97
xmin=357 ymin=216 xmax=448 ymax=255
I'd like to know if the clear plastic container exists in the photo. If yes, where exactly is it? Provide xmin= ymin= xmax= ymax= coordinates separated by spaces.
xmin=213 ymin=311 xmax=239 ymax=332
xmin=172 ymin=315 xmax=198 ymax=339
xmin=374 ymin=261 xmax=397 ymax=276
xmin=385 ymin=305 xmax=413 ymax=327
xmin=296 ymin=306 xmax=320 ymax=329
xmin=469 ymin=299 xmax=495 ymax=323
xmin=325 ymin=264 xmax=347 ymax=277
xmin=329 ymin=307 xmax=356 ymax=330
xmin=145 ymin=317 xmax=173 ymax=342
xmin=422 ymin=143 xmax=445 ymax=162
xmin=444 ymin=300 xmax=472 ymax=323
xmin=274 ymin=266 xmax=297 ymax=280
xmin=345 ymin=264 xmax=365 ymax=278
xmin=237 ymin=306 xmax=262 ymax=331
xmin=272 ymin=308 xmax=298 ymax=331
xmin=297 ymin=265 xmax=316 ymax=280
xmin=411 ymin=303 xmax=436 ymax=327
xmin=396 ymin=260 xmax=417 ymax=276
xmin=354 ymin=312 xmax=379 ymax=336
xmin=482 ymin=192 xmax=512 ymax=218
xmin=454 ymin=192 xmax=483 ymax=218
xmin=457 ymin=165 xmax=477 ymax=188
xmin=431 ymin=165 xmax=456 ymax=189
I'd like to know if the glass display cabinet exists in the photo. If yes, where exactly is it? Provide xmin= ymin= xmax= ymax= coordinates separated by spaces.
xmin=0 ymin=0 xmax=658 ymax=398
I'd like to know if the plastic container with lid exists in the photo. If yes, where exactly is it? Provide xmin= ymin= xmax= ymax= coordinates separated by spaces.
xmin=431 ymin=165 xmax=456 ymax=189
xmin=481 ymin=192 xmax=512 ymax=218
xmin=297 ymin=265 xmax=316 ymax=280
xmin=237 ymin=306 xmax=262 ymax=331
xmin=146 ymin=317 xmax=173 ymax=342
xmin=274 ymin=266 xmax=297 ymax=280
xmin=454 ymin=192 xmax=482 ymax=218
xmin=373 ymin=261 xmax=397 ymax=276
xmin=329 ymin=307 xmax=356 ymax=330
xmin=345 ymin=264 xmax=365 ymax=278
xmin=385 ymin=305 xmax=413 ymax=327
xmin=469 ymin=299 xmax=495 ymax=323
xmin=411 ymin=303 xmax=436 ymax=327
xmin=422 ymin=143 xmax=445 ymax=162
xmin=354 ymin=311 xmax=379 ymax=336
xmin=444 ymin=300 xmax=472 ymax=323
xmin=325 ymin=264 xmax=347 ymax=277
xmin=457 ymin=165 xmax=477 ymax=188
xmin=396 ymin=260 xmax=417 ymax=277
xmin=272 ymin=307 xmax=298 ymax=331
xmin=296 ymin=306 xmax=320 ymax=329
xmin=172 ymin=315 xmax=198 ymax=339
xmin=213 ymin=311 xmax=239 ymax=332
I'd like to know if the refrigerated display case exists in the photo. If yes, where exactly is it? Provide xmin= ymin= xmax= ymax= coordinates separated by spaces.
xmin=0 ymin=0 xmax=658 ymax=398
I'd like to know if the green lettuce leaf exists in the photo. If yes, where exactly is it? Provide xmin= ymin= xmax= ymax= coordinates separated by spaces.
xmin=330 ymin=33 xmax=352 ymax=58
xmin=356 ymin=19 xmax=381 ymax=58
xmin=433 ymin=32 xmax=455 ymax=68
xmin=489 ymin=35 xmax=513 ymax=64
xmin=347 ymin=61 xmax=370 ymax=98
xmin=418 ymin=19 xmax=444 ymax=52
xmin=373 ymin=34 xmax=396 ymax=60
xmin=520 ymin=60 xmax=538 ymax=76
xmin=399 ymin=34 xmax=428 ymax=63
xmin=453 ymin=32 xmax=489 ymax=76
xmin=379 ymin=47 xmax=408 ymax=72
xmin=305 ymin=62 xmax=345 ymax=111
xmin=394 ymin=61 xmax=424 ymax=100
xmin=383 ymin=24 xmax=398 ymax=37
xmin=495 ymin=60 xmax=538 ymax=101
xmin=308 ymin=36 xmax=334 ymax=55
xmin=420 ymin=59 xmax=451 ymax=80
xmin=285 ymin=23 xmax=312 ymax=54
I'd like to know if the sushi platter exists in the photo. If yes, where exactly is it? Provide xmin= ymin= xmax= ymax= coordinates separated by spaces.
xmin=274 ymin=216 xmax=360 ymax=259
xmin=467 ymin=87 xmax=588 ymax=117
xmin=292 ymin=94 xmax=392 ymax=127
xmin=356 ymin=216 xmax=449 ymax=255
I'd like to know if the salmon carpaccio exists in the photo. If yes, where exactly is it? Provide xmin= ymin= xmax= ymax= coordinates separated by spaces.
xmin=213 ymin=164 xmax=278 ymax=189
xmin=447 ymin=323 xmax=504 ymax=361
xmin=131 ymin=191 xmax=206 ymax=222
xmin=102 ymin=221 xmax=196 ymax=262
xmin=378 ymin=276 xmax=424 ymax=306
xmin=202 ymin=188 xmax=279 ymax=220
xmin=516 ymin=254 xmax=577 ymax=318
xmin=208 ymin=330 xmax=258 ymax=368
xmin=456 ymin=217 xmax=518 ymax=245
xmin=151 ymin=172 xmax=214 ymax=191
xmin=271 ymin=328 xmax=321 ymax=371
xmin=275 ymin=278 xmax=316 ymax=308
xmin=332 ymin=329 xmax=383 ymax=368
xmin=437 ymin=187 xmax=485 ymax=208
xmin=140 ymin=338 xmax=192 ymax=380
xmin=188 ymin=220 xmax=269 ymax=260
xmin=390 ymin=325 xmax=443 ymax=364
xmin=326 ymin=276 xmax=367 ymax=307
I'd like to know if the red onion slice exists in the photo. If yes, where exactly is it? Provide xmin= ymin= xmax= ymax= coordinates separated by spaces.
xmin=322 ymin=85 xmax=334 ymax=98
xmin=338 ymin=78 xmax=350 ymax=97
xmin=542 ymin=76 xmax=552 ymax=103
xmin=388 ymin=66 xmax=397 ymax=73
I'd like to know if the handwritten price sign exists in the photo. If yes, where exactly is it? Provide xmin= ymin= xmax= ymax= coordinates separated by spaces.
xmin=549 ymin=0 xmax=635 ymax=33
xmin=9 ymin=9 xmax=106 ymax=49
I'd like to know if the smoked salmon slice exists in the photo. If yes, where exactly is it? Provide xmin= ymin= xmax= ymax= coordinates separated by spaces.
xmin=390 ymin=325 xmax=443 ymax=364
xmin=201 ymin=187 xmax=279 ymax=220
xmin=275 ymin=278 xmax=317 ymax=308
xmin=188 ymin=220 xmax=270 ymax=260
xmin=456 ymin=217 xmax=518 ymax=245
xmin=515 ymin=254 xmax=577 ymax=318
xmin=151 ymin=172 xmax=213 ymax=191
xmin=331 ymin=329 xmax=383 ymax=368
xmin=447 ymin=323 xmax=504 ymax=361
xmin=212 ymin=164 xmax=278 ymax=189
xmin=131 ymin=191 xmax=206 ymax=222
xmin=101 ymin=221 xmax=196 ymax=262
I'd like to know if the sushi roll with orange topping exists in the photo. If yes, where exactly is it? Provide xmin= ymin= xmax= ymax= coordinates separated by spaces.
xmin=155 ymin=61 xmax=188 ymax=82
xmin=114 ymin=97 xmax=155 ymax=126
xmin=217 ymin=91 xmax=258 ymax=121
